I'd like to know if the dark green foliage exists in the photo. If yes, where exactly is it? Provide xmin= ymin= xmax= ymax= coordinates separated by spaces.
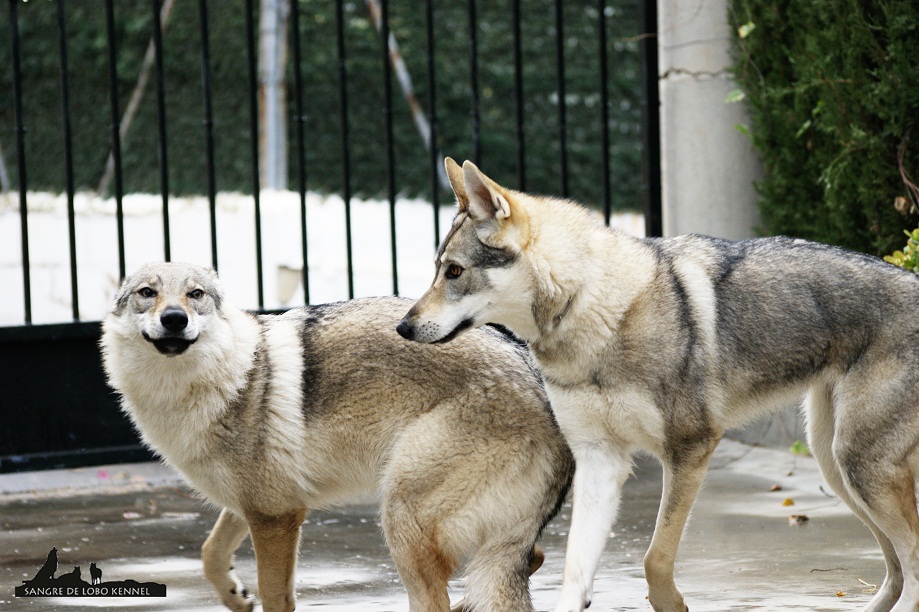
xmin=0 ymin=0 xmax=644 ymax=210
xmin=730 ymin=0 xmax=919 ymax=254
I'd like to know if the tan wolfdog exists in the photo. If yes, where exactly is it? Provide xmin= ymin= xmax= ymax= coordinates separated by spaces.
xmin=102 ymin=262 xmax=573 ymax=612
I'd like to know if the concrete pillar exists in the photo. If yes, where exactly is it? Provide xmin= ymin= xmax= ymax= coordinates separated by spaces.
xmin=657 ymin=2 xmax=804 ymax=448
xmin=657 ymin=0 xmax=761 ymax=239
xmin=259 ymin=0 xmax=289 ymax=190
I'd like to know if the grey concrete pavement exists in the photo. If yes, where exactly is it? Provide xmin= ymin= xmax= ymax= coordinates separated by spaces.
xmin=1 ymin=440 xmax=883 ymax=611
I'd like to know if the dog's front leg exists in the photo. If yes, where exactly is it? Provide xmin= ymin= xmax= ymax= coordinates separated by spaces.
xmin=644 ymin=437 xmax=719 ymax=612
xmin=203 ymin=508 xmax=255 ymax=612
xmin=554 ymin=444 xmax=632 ymax=612
xmin=247 ymin=508 xmax=307 ymax=612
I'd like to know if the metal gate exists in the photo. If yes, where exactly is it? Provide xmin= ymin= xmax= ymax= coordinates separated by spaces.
xmin=0 ymin=0 xmax=660 ymax=472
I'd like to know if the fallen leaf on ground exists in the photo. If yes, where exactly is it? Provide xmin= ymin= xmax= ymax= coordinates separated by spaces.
xmin=788 ymin=514 xmax=809 ymax=526
xmin=782 ymin=497 xmax=795 ymax=506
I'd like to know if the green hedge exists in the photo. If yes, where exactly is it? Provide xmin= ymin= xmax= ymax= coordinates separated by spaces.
xmin=0 ymin=0 xmax=645 ymax=210
xmin=730 ymin=0 xmax=919 ymax=255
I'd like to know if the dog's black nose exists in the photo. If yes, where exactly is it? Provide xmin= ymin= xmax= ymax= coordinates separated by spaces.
xmin=160 ymin=308 xmax=189 ymax=333
xmin=395 ymin=319 xmax=414 ymax=340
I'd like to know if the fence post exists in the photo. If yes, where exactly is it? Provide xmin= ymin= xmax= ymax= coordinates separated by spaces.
xmin=8 ymin=0 xmax=31 ymax=323
xmin=259 ymin=0 xmax=289 ymax=190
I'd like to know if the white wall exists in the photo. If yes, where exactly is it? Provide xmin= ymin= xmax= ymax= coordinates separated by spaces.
xmin=0 ymin=191 xmax=644 ymax=326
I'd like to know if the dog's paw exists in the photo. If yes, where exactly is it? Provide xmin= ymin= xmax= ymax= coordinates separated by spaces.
xmin=225 ymin=590 xmax=255 ymax=612
xmin=552 ymin=605 xmax=589 ymax=612
xmin=648 ymin=594 xmax=688 ymax=612
xmin=648 ymin=601 xmax=688 ymax=612
xmin=222 ymin=581 xmax=255 ymax=612
xmin=553 ymin=592 xmax=591 ymax=612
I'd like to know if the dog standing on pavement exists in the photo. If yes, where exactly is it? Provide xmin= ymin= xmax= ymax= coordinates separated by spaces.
xmin=101 ymin=262 xmax=573 ymax=612
xmin=397 ymin=157 xmax=919 ymax=612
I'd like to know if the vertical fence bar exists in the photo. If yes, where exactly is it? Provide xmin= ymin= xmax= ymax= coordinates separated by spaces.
xmin=9 ymin=0 xmax=31 ymax=324
xmin=151 ymin=0 xmax=171 ymax=261
xmin=379 ymin=0 xmax=398 ymax=296
xmin=104 ymin=0 xmax=126 ymax=280
xmin=244 ymin=0 xmax=264 ymax=309
xmin=467 ymin=0 xmax=481 ymax=166
xmin=640 ymin=0 xmax=662 ymax=237
xmin=554 ymin=0 xmax=568 ymax=198
xmin=598 ymin=0 xmax=612 ymax=224
xmin=197 ymin=0 xmax=219 ymax=269
xmin=511 ymin=0 xmax=525 ymax=191
xmin=289 ymin=0 xmax=310 ymax=303
xmin=424 ymin=0 xmax=440 ymax=248
xmin=335 ymin=0 xmax=355 ymax=299
xmin=56 ymin=0 xmax=79 ymax=320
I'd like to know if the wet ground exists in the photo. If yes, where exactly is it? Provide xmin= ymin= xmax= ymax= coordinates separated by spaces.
xmin=1 ymin=439 xmax=883 ymax=611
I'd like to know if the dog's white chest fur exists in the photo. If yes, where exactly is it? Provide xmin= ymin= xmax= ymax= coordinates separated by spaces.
xmin=542 ymin=373 xmax=666 ymax=457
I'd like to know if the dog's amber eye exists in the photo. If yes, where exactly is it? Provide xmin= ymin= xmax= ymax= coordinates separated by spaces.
xmin=138 ymin=287 xmax=156 ymax=298
xmin=445 ymin=264 xmax=464 ymax=280
xmin=188 ymin=289 xmax=205 ymax=300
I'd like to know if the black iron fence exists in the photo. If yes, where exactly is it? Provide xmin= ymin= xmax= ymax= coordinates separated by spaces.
xmin=0 ymin=0 xmax=660 ymax=471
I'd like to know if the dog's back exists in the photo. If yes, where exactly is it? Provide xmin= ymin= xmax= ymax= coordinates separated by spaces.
xmin=641 ymin=234 xmax=919 ymax=424
xmin=229 ymin=297 xmax=571 ymax=514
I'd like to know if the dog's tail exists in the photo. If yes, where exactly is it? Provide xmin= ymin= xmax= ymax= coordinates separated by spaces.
xmin=451 ymin=546 xmax=544 ymax=612
xmin=457 ymin=541 xmax=537 ymax=612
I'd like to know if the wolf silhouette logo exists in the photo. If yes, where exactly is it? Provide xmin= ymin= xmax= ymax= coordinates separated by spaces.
xmin=90 ymin=563 xmax=102 ymax=585
xmin=30 ymin=548 xmax=57 ymax=583
xmin=15 ymin=549 xmax=166 ymax=598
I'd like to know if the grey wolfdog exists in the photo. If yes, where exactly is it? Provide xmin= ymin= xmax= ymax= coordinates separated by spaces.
xmin=100 ymin=262 xmax=574 ymax=612
xmin=397 ymin=158 xmax=919 ymax=612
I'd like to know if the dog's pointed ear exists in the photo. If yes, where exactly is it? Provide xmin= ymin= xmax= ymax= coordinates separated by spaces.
xmin=444 ymin=157 xmax=468 ymax=212
xmin=462 ymin=161 xmax=513 ymax=223
xmin=111 ymin=275 xmax=133 ymax=315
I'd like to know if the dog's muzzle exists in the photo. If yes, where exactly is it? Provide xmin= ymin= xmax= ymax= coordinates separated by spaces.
xmin=142 ymin=307 xmax=197 ymax=356
xmin=396 ymin=316 xmax=473 ymax=344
